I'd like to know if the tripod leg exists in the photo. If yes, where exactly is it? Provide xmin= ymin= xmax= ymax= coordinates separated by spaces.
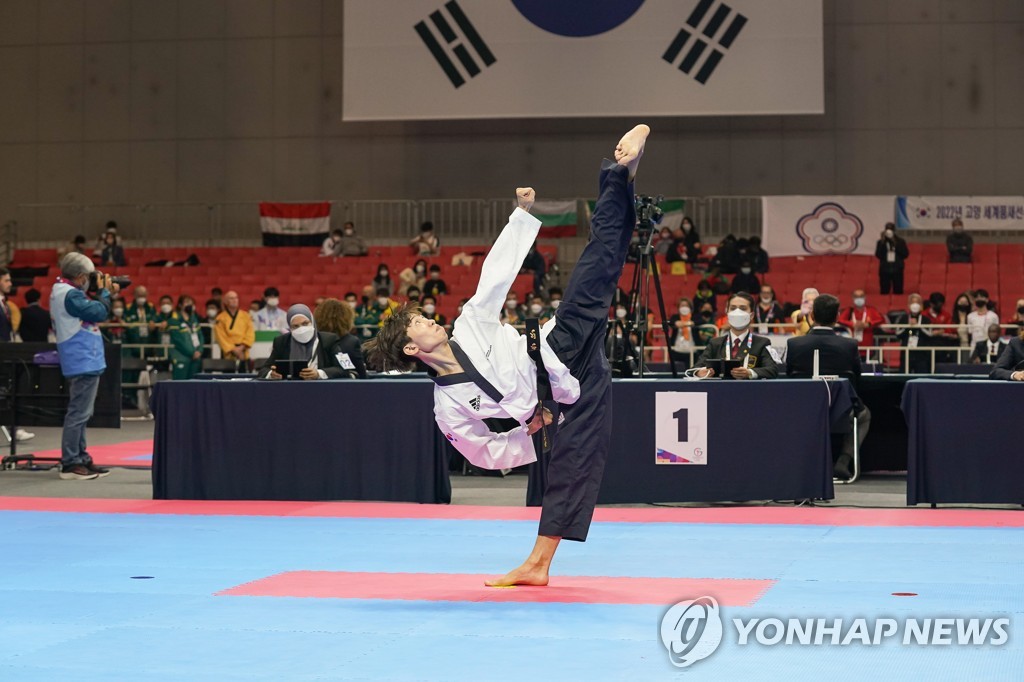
xmin=649 ymin=257 xmax=678 ymax=378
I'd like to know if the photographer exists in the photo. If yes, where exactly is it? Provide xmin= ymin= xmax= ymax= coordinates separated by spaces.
xmin=51 ymin=253 xmax=118 ymax=480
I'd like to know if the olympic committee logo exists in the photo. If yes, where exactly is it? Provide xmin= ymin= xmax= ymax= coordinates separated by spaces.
xmin=795 ymin=202 xmax=864 ymax=255
xmin=659 ymin=596 xmax=724 ymax=668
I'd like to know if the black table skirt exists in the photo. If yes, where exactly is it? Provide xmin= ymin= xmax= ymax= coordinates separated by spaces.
xmin=151 ymin=380 xmax=451 ymax=503
xmin=591 ymin=379 xmax=848 ymax=504
xmin=902 ymin=379 xmax=1024 ymax=505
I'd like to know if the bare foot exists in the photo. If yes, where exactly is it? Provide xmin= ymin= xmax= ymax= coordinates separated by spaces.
xmin=516 ymin=187 xmax=536 ymax=213
xmin=614 ymin=124 xmax=650 ymax=181
xmin=485 ymin=562 xmax=549 ymax=587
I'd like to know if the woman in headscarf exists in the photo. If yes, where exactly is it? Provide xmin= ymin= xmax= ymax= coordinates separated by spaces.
xmin=259 ymin=303 xmax=347 ymax=380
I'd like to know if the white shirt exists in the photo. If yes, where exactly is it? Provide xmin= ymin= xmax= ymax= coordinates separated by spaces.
xmin=255 ymin=306 xmax=289 ymax=332
xmin=432 ymin=208 xmax=580 ymax=470
xmin=966 ymin=310 xmax=999 ymax=346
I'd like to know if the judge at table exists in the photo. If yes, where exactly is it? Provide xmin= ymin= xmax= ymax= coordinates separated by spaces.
xmin=694 ymin=292 xmax=779 ymax=379
xmin=260 ymin=304 xmax=347 ymax=380
xmin=989 ymin=336 xmax=1024 ymax=381
xmin=970 ymin=324 xmax=1009 ymax=365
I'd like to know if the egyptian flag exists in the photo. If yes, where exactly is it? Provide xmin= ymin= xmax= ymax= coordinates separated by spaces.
xmin=259 ymin=202 xmax=331 ymax=247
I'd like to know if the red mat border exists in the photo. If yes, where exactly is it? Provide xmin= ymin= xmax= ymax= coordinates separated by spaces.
xmin=216 ymin=570 xmax=776 ymax=606
xmin=1 ymin=497 xmax=1022 ymax=528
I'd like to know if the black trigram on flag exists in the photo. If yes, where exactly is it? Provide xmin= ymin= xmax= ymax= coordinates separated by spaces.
xmin=663 ymin=0 xmax=748 ymax=85
xmin=414 ymin=1 xmax=496 ymax=89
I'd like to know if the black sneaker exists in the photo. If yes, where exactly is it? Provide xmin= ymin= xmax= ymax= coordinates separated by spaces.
xmin=85 ymin=462 xmax=111 ymax=478
xmin=60 ymin=464 xmax=99 ymax=481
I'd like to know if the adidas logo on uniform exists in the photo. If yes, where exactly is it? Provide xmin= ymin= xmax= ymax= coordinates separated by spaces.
xmin=469 ymin=396 xmax=481 ymax=411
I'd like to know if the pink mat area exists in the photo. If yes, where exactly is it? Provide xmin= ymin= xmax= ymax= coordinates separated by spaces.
xmin=26 ymin=439 xmax=152 ymax=467
xmin=1 ymin=497 xmax=1022 ymax=528
xmin=217 ymin=570 xmax=775 ymax=606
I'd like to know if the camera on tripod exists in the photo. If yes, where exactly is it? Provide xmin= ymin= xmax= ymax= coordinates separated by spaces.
xmin=635 ymin=194 xmax=665 ymax=231
xmin=87 ymin=271 xmax=132 ymax=293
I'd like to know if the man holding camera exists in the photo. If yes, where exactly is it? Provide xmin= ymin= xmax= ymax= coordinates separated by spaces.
xmin=50 ymin=253 xmax=116 ymax=480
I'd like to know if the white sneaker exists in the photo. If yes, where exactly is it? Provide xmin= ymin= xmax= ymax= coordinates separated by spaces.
xmin=15 ymin=429 xmax=35 ymax=442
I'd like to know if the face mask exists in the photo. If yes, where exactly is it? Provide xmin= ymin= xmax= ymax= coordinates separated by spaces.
xmin=741 ymin=268 xmax=752 ymax=275
xmin=377 ymin=297 xmax=389 ymax=307
xmin=422 ymin=304 xmax=436 ymax=315
xmin=700 ymin=312 xmax=713 ymax=321
xmin=957 ymin=303 xmax=971 ymax=313
xmin=184 ymin=305 xmax=194 ymax=315
xmin=409 ymin=294 xmax=420 ymax=302
xmin=378 ymin=271 xmax=388 ymax=278
xmin=884 ymin=230 xmax=894 ymax=239
xmin=344 ymin=229 xmax=353 ymax=236
xmin=530 ymin=303 xmax=543 ymax=315
xmin=551 ymin=300 xmax=561 ymax=309
xmin=727 ymin=309 xmax=751 ymax=329
xmin=1018 ymin=306 xmax=1024 ymax=315
xmin=800 ymin=302 xmax=812 ymax=315
xmin=207 ymin=308 xmax=218 ymax=318
xmin=415 ymin=266 xmax=425 ymax=274
xmin=267 ymin=297 xmax=280 ymax=308
xmin=761 ymin=294 xmax=772 ymax=303
xmin=976 ymin=299 xmax=987 ymax=308
xmin=679 ymin=306 xmax=691 ymax=316
xmin=909 ymin=303 xmax=922 ymax=314
xmin=136 ymin=297 xmax=147 ymax=306
xmin=291 ymin=324 xmax=315 ymax=343
xmin=506 ymin=300 xmax=517 ymax=309
xmin=430 ymin=272 xmax=440 ymax=280
xmin=853 ymin=297 xmax=866 ymax=308
xmin=345 ymin=300 xmax=356 ymax=309
xmin=112 ymin=308 xmax=124 ymax=317
xmin=615 ymin=308 xmax=627 ymax=319
xmin=160 ymin=304 xmax=172 ymax=314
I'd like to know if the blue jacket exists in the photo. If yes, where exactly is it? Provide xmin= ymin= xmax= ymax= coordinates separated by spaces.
xmin=50 ymin=280 xmax=110 ymax=377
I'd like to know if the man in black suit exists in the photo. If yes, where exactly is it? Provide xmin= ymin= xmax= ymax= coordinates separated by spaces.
xmin=694 ymin=292 xmax=779 ymax=379
xmin=18 ymin=288 xmax=52 ymax=343
xmin=970 ymin=324 xmax=1010 ymax=365
xmin=258 ymin=304 xmax=348 ymax=380
xmin=785 ymin=293 xmax=870 ymax=480
xmin=990 ymin=336 xmax=1024 ymax=381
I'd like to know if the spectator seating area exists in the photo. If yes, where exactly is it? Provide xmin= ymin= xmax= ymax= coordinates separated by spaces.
xmin=8 ymin=241 xmax=1023 ymax=323
xmin=7 ymin=245 xmax=559 ymax=321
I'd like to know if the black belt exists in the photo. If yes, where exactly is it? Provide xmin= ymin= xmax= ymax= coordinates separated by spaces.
xmin=525 ymin=318 xmax=552 ymax=453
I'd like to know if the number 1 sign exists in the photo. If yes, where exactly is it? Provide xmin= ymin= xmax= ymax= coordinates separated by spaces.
xmin=655 ymin=392 xmax=709 ymax=465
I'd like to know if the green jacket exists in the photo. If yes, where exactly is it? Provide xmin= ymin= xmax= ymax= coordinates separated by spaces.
xmin=168 ymin=311 xmax=202 ymax=357
xmin=124 ymin=302 xmax=157 ymax=344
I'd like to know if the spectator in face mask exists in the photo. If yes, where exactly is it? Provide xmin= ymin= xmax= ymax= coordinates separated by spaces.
xmin=926 ymin=292 xmax=953 ymax=335
xmin=372 ymin=264 xmax=394 ymax=296
xmin=422 ymin=264 xmax=448 ymax=298
xmin=202 ymin=299 xmax=220 ymax=358
xmin=255 ymin=286 xmax=288 ymax=332
xmin=405 ymin=286 xmax=421 ymax=303
xmin=409 ymin=221 xmax=440 ymax=257
xmin=754 ymin=285 xmax=785 ymax=334
xmin=372 ymin=287 xmax=400 ymax=326
xmin=312 ymin=298 xmax=367 ymax=378
xmin=946 ymin=218 xmax=972 ymax=263
xmin=168 ymin=295 xmax=203 ymax=380
xmin=343 ymin=292 xmax=359 ymax=310
xmin=694 ymin=301 xmax=718 ymax=345
xmin=893 ymin=293 xmax=934 ymax=373
xmin=260 ymin=304 xmax=347 ymax=380
xmin=335 ymin=221 xmax=367 ymax=257
xmin=653 ymin=227 xmax=673 ymax=256
xmin=124 ymin=286 xmax=155 ymax=352
xmin=154 ymin=295 xmax=175 ymax=332
xmin=668 ymin=297 xmax=695 ymax=355
xmin=103 ymin=298 xmax=128 ymax=345
xmin=838 ymin=289 xmax=885 ymax=349
xmin=548 ymin=288 xmax=563 ymax=311
xmin=694 ymin=293 xmax=778 ymax=379
xmin=970 ymin=324 xmax=1009 ymax=364
xmin=729 ymin=261 xmax=759 ymax=295
xmin=967 ymin=289 xmax=1000 ymax=347
xmin=526 ymin=294 xmax=549 ymax=323
xmin=951 ymin=292 xmax=973 ymax=349
xmin=694 ymin=280 xmax=716 ymax=312
xmin=419 ymin=295 xmax=447 ymax=327
xmin=875 ymin=222 xmax=909 ymax=294
xmin=502 ymin=294 xmax=524 ymax=324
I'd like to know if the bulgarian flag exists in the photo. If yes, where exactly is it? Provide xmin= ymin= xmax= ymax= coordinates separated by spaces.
xmin=259 ymin=201 xmax=332 ymax=246
xmin=531 ymin=200 xmax=578 ymax=238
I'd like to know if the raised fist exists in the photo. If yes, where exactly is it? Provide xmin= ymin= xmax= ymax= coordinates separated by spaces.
xmin=516 ymin=187 xmax=535 ymax=213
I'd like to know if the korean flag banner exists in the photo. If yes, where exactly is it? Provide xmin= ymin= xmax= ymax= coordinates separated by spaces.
xmin=343 ymin=0 xmax=824 ymax=121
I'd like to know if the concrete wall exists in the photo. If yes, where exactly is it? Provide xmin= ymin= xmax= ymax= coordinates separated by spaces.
xmin=1 ymin=0 xmax=1022 ymax=241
